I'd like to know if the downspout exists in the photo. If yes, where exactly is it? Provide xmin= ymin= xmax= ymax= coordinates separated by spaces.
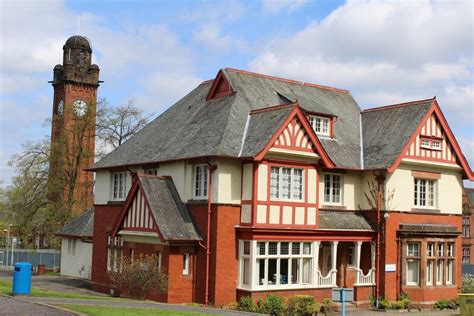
xmin=375 ymin=172 xmax=385 ymax=307
xmin=396 ymin=235 xmax=401 ymax=300
xmin=205 ymin=163 xmax=217 ymax=307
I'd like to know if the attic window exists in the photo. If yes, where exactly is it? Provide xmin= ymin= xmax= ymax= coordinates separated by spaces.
xmin=420 ymin=137 xmax=442 ymax=151
xmin=308 ymin=115 xmax=330 ymax=137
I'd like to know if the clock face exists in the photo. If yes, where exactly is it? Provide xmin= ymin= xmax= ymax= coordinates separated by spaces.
xmin=57 ymin=100 xmax=64 ymax=115
xmin=73 ymin=100 xmax=88 ymax=117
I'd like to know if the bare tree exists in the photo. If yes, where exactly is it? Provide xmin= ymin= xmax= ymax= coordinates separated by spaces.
xmin=96 ymin=99 xmax=152 ymax=157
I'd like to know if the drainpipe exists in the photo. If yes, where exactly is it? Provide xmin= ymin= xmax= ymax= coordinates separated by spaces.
xmin=375 ymin=172 xmax=385 ymax=307
xmin=396 ymin=236 xmax=401 ymax=299
xmin=204 ymin=163 xmax=217 ymax=307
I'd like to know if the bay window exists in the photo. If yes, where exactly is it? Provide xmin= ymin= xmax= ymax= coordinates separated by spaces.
xmin=270 ymin=167 xmax=304 ymax=200
xmin=414 ymin=178 xmax=436 ymax=208
xmin=239 ymin=240 xmax=315 ymax=290
xmin=324 ymin=174 xmax=342 ymax=204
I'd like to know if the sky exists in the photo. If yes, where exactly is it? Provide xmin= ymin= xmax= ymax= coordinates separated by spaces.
xmin=0 ymin=0 xmax=473 ymax=188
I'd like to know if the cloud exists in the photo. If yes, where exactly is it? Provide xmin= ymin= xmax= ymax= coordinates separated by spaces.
xmin=250 ymin=0 xmax=473 ymax=124
xmin=262 ymin=0 xmax=311 ymax=14
xmin=193 ymin=24 xmax=232 ymax=52
xmin=180 ymin=0 xmax=245 ymax=23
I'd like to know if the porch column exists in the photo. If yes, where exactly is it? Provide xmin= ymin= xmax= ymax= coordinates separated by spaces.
xmin=331 ymin=241 xmax=338 ymax=285
xmin=313 ymin=241 xmax=321 ymax=286
xmin=354 ymin=241 xmax=362 ymax=285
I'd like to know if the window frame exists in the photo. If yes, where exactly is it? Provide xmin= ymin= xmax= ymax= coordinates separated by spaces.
xmin=111 ymin=172 xmax=128 ymax=201
xmin=414 ymin=178 xmax=437 ymax=209
xmin=420 ymin=137 xmax=443 ymax=151
xmin=463 ymin=247 xmax=471 ymax=264
xmin=193 ymin=164 xmax=209 ymax=200
xmin=323 ymin=173 xmax=343 ymax=205
xmin=269 ymin=166 xmax=305 ymax=201
xmin=182 ymin=253 xmax=190 ymax=275
xmin=406 ymin=242 xmax=420 ymax=286
xmin=308 ymin=115 xmax=331 ymax=137
xmin=463 ymin=216 xmax=470 ymax=237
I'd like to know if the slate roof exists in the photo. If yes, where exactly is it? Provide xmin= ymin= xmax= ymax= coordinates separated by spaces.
xmin=361 ymin=98 xmax=434 ymax=169
xmin=318 ymin=210 xmax=373 ymax=231
xmin=56 ymin=208 xmax=94 ymax=238
xmin=466 ymin=188 xmax=474 ymax=206
xmin=138 ymin=175 xmax=201 ymax=241
xmin=94 ymin=68 xmax=363 ymax=170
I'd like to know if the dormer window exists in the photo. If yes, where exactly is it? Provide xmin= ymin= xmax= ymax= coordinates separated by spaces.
xmin=308 ymin=115 xmax=330 ymax=137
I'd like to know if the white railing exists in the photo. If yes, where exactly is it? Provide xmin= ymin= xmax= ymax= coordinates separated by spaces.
xmin=355 ymin=268 xmax=375 ymax=286
xmin=317 ymin=270 xmax=337 ymax=287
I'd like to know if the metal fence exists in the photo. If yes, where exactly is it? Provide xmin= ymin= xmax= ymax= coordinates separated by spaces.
xmin=462 ymin=264 xmax=474 ymax=275
xmin=0 ymin=248 xmax=61 ymax=271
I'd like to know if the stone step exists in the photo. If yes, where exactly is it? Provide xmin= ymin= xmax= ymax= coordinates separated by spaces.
xmin=332 ymin=302 xmax=359 ymax=312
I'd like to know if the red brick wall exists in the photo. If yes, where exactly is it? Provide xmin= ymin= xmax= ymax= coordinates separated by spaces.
xmin=237 ymin=288 xmax=333 ymax=303
xmin=462 ymin=190 xmax=474 ymax=264
xmin=370 ymin=211 xmax=462 ymax=302
xmin=91 ymin=204 xmax=122 ymax=290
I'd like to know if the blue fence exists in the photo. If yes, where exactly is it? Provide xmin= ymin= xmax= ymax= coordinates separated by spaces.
xmin=0 ymin=248 xmax=60 ymax=271
xmin=462 ymin=264 xmax=474 ymax=275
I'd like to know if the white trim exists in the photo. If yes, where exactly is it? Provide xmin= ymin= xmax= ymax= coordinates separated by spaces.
xmin=401 ymin=158 xmax=461 ymax=169
xmin=359 ymin=113 xmax=364 ymax=169
xmin=308 ymin=115 xmax=330 ymax=137
xmin=238 ymin=114 xmax=251 ymax=157
xmin=268 ymin=147 xmax=319 ymax=158
xmin=183 ymin=253 xmax=190 ymax=275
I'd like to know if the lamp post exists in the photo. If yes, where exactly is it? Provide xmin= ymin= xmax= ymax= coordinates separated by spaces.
xmin=10 ymin=237 xmax=17 ymax=269
xmin=3 ymin=224 xmax=13 ymax=269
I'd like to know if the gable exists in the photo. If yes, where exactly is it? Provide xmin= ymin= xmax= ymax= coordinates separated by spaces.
xmin=121 ymin=187 xmax=157 ymax=232
xmin=403 ymin=112 xmax=457 ymax=164
xmin=272 ymin=117 xmax=315 ymax=153
xmin=206 ymin=70 xmax=234 ymax=100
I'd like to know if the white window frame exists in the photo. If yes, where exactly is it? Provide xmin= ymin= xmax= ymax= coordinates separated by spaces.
xmin=111 ymin=172 xmax=127 ymax=201
xmin=183 ymin=253 xmax=190 ymax=275
xmin=436 ymin=259 xmax=444 ymax=285
xmin=426 ymin=259 xmax=434 ymax=286
xmin=406 ymin=259 xmax=420 ymax=286
xmin=324 ymin=173 xmax=343 ymax=205
xmin=193 ymin=165 xmax=209 ymax=200
xmin=107 ymin=236 xmax=123 ymax=272
xmin=308 ymin=115 xmax=330 ymax=137
xmin=270 ymin=167 xmax=304 ymax=201
xmin=446 ymin=259 xmax=453 ymax=285
xmin=414 ymin=178 xmax=437 ymax=209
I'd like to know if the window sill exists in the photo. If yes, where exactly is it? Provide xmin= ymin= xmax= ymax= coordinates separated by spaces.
xmin=321 ymin=205 xmax=346 ymax=210
xmin=411 ymin=208 xmax=440 ymax=213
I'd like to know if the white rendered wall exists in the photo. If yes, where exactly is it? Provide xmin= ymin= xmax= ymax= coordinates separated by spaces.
xmin=60 ymin=238 xmax=92 ymax=279
xmin=216 ymin=159 xmax=242 ymax=204
xmin=385 ymin=163 xmax=462 ymax=214
xmin=318 ymin=171 xmax=362 ymax=209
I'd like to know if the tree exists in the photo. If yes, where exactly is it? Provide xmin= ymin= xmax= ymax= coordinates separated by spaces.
xmin=96 ymin=99 xmax=152 ymax=157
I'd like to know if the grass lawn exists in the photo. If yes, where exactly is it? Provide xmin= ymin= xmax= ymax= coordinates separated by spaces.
xmin=58 ymin=304 xmax=217 ymax=316
xmin=0 ymin=279 xmax=120 ymax=300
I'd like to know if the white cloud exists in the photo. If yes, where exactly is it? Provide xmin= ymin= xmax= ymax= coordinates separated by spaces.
xmin=262 ymin=0 xmax=311 ymax=14
xmin=250 ymin=0 xmax=473 ymax=123
xmin=193 ymin=24 xmax=232 ymax=52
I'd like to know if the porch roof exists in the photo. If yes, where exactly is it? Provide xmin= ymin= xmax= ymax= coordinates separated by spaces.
xmin=318 ymin=210 xmax=373 ymax=231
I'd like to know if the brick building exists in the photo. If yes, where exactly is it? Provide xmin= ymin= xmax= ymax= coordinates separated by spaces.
xmin=89 ymin=68 xmax=473 ymax=307
xmin=462 ymin=188 xmax=474 ymax=264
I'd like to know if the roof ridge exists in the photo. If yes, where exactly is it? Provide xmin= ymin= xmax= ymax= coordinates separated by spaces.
xmin=363 ymin=97 xmax=435 ymax=113
xmin=225 ymin=68 xmax=350 ymax=94
xmin=249 ymin=103 xmax=296 ymax=115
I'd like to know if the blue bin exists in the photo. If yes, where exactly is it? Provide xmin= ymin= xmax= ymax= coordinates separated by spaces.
xmin=12 ymin=262 xmax=32 ymax=295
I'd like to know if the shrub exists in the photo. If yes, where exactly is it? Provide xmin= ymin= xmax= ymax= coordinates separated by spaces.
xmin=320 ymin=298 xmax=332 ymax=313
xmin=462 ymin=274 xmax=474 ymax=293
xmin=287 ymin=295 xmax=320 ymax=316
xmin=107 ymin=254 xmax=167 ymax=299
xmin=434 ymin=298 xmax=458 ymax=310
xmin=263 ymin=295 xmax=285 ymax=315
xmin=238 ymin=296 xmax=257 ymax=312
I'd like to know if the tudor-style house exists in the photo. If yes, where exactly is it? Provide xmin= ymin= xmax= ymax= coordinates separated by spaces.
xmin=90 ymin=68 xmax=473 ymax=307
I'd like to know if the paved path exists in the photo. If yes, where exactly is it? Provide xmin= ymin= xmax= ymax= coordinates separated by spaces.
xmin=17 ymin=297 xmax=259 ymax=315
xmin=0 ymin=296 xmax=73 ymax=316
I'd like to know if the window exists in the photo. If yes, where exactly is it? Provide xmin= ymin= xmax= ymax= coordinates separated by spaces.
xmin=270 ymin=167 xmax=304 ymax=200
xmin=348 ymin=247 xmax=354 ymax=266
xmin=112 ymin=172 xmax=127 ymax=200
xmin=447 ymin=243 xmax=454 ymax=257
xmin=427 ymin=243 xmax=434 ymax=257
xmin=463 ymin=247 xmax=470 ymax=263
xmin=183 ymin=253 xmax=190 ymax=275
xmin=107 ymin=236 xmax=123 ymax=272
xmin=324 ymin=174 xmax=342 ymax=204
xmin=252 ymin=241 xmax=313 ymax=288
xmin=436 ymin=259 xmax=444 ymax=285
xmin=446 ymin=259 xmax=454 ymax=285
xmin=146 ymin=168 xmax=158 ymax=175
xmin=67 ymin=238 xmax=76 ymax=256
xmin=406 ymin=243 xmax=420 ymax=286
xmin=414 ymin=178 xmax=436 ymax=208
xmin=437 ymin=243 xmax=444 ymax=257
xmin=194 ymin=165 xmax=209 ymax=199
xmin=463 ymin=217 xmax=470 ymax=237
xmin=420 ymin=138 xmax=443 ymax=151
xmin=240 ymin=241 xmax=250 ymax=286
xmin=308 ymin=116 xmax=330 ymax=136
xmin=426 ymin=260 xmax=434 ymax=286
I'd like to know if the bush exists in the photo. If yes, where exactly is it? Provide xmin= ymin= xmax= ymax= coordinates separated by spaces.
xmin=107 ymin=254 xmax=167 ymax=299
xmin=434 ymin=298 xmax=459 ymax=310
xmin=462 ymin=274 xmax=474 ymax=293
xmin=238 ymin=296 xmax=257 ymax=312
xmin=287 ymin=295 xmax=320 ymax=316
xmin=258 ymin=295 xmax=285 ymax=315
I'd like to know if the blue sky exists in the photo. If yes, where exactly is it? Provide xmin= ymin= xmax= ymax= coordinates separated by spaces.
xmin=0 ymin=0 xmax=473 ymax=187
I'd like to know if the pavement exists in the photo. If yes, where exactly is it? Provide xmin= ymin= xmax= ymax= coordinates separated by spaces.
xmin=0 ymin=296 xmax=74 ymax=315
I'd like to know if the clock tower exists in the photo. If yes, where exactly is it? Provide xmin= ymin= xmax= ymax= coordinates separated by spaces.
xmin=50 ymin=35 xmax=100 ymax=215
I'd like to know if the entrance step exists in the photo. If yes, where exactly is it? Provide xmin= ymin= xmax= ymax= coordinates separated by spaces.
xmin=332 ymin=302 xmax=358 ymax=312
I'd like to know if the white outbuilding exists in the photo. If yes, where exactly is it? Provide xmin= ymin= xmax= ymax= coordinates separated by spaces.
xmin=56 ymin=208 xmax=94 ymax=279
